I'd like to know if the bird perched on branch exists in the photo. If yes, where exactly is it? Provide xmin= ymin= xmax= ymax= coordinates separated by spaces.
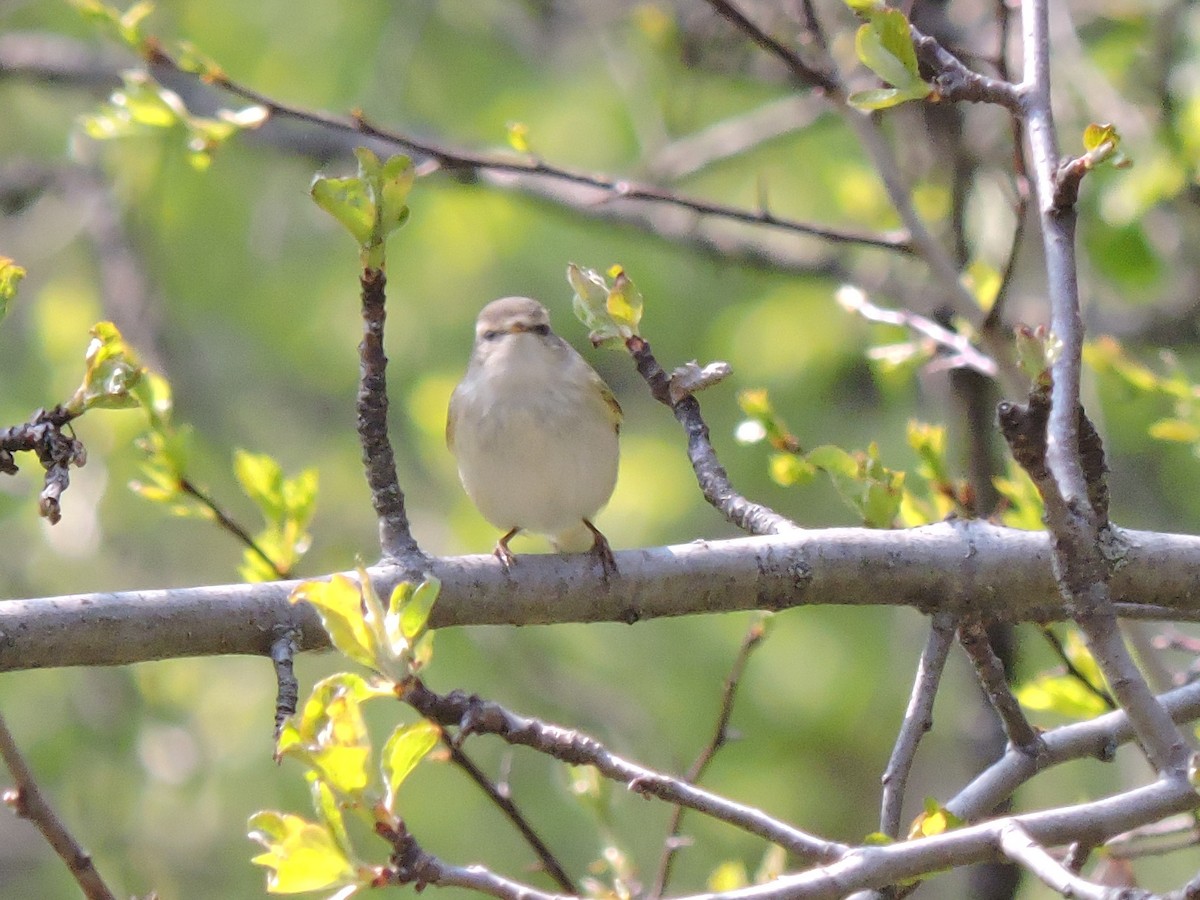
xmin=447 ymin=296 xmax=621 ymax=573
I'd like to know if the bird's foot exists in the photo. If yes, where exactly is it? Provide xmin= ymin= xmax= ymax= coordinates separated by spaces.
xmin=494 ymin=527 xmax=520 ymax=570
xmin=583 ymin=519 xmax=618 ymax=577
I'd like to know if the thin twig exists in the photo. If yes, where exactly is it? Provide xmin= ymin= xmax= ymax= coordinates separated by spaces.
xmin=269 ymin=627 xmax=299 ymax=744
xmin=836 ymin=286 xmax=998 ymax=377
xmin=357 ymin=268 xmax=424 ymax=566
xmin=0 ymin=405 xmax=85 ymax=525
xmin=650 ymin=614 xmax=772 ymax=898
xmin=178 ymin=478 xmax=287 ymax=579
xmin=138 ymin=44 xmax=909 ymax=255
xmin=400 ymin=678 xmax=848 ymax=863
xmin=0 ymin=712 xmax=117 ymax=900
xmin=879 ymin=613 xmax=956 ymax=839
xmin=958 ymin=619 xmax=1043 ymax=755
xmin=625 ymin=335 xmax=799 ymax=536
xmin=699 ymin=0 xmax=1002 ymax=344
xmin=909 ymin=25 xmax=1021 ymax=110
xmin=703 ymin=0 xmax=838 ymax=94
xmin=440 ymin=737 xmax=576 ymax=895
xmin=1038 ymin=626 xmax=1116 ymax=711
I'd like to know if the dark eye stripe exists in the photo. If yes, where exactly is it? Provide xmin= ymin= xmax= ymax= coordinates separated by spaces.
xmin=530 ymin=323 xmax=549 ymax=335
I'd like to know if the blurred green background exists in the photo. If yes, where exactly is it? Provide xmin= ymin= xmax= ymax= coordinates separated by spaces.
xmin=2 ymin=1 xmax=1200 ymax=897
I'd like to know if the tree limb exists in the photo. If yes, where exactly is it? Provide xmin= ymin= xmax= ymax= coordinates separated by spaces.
xmin=7 ymin=524 xmax=1200 ymax=671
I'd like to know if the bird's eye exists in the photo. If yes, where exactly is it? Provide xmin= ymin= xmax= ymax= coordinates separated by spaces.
xmin=530 ymin=323 xmax=550 ymax=336
xmin=482 ymin=329 xmax=500 ymax=341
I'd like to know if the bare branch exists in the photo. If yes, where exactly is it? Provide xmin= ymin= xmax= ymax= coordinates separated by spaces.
xmin=0 ymin=712 xmax=117 ymax=900
xmin=909 ymin=26 xmax=1021 ymax=110
xmin=626 ymin=335 xmax=798 ymax=536
xmin=879 ymin=613 xmax=956 ymax=839
xmin=996 ymin=822 xmax=1119 ymax=900
xmin=401 ymin=678 xmax=848 ymax=863
xmin=949 ymin=678 xmax=1200 ymax=823
xmin=1018 ymin=0 xmax=1189 ymax=778
xmin=652 ymin=615 xmax=772 ymax=897
xmin=440 ymin=738 xmax=576 ymax=895
xmin=958 ymin=619 xmax=1042 ymax=755
xmin=357 ymin=268 xmax=424 ymax=566
xmin=836 ymin=286 xmax=998 ymax=377
xmin=10 ymin=524 xmax=1200 ymax=671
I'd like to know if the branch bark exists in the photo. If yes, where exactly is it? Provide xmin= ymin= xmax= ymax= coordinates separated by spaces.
xmin=6 ymin=523 xmax=1200 ymax=672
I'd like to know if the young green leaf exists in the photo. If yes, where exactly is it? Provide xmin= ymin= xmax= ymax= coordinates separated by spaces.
xmin=381 ymin=720 xmax=441 ymax=813
xmin=67 ymin=321 xmax=145 ymax=414
xmin=399 ymin=576 xmax=440 ymax=643
xmin=0 ymin=257 xmax=25 ymax=325
xmin=248 ymin=811 xmax=358 ymax=894
xmin=291 ymin=576 xmax=378 ymax=671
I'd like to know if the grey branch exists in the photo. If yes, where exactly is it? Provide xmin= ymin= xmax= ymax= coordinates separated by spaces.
xmin=6 ymin=523 xmax=1200 ymax=672
xmin=879 ymin=614 xmax=956 ymax=839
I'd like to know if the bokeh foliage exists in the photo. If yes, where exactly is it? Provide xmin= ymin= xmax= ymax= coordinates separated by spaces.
xmin=2 ymin=1 xmax=1200 ymax=897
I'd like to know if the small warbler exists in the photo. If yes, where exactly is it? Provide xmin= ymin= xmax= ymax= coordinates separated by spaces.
xmin=447 ymin=296 xmax=621 ymax=572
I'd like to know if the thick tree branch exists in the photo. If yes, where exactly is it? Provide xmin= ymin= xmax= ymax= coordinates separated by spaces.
xmin=949 ymin=678 xmax=1200 ymax=824
xmin=6 ymin=524 xmax=1200 ymax=672
xmin=1018 ymin=0 xmax=1189 ymax=779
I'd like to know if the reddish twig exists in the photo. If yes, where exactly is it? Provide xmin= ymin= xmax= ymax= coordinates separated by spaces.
xmin=440 ymin=737 xmax=576 ymax=894
xmin=650 ymin=615 xmax=772 ymax=898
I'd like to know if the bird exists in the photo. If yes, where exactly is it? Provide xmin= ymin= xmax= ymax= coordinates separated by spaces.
xmin=447 ymin=296 xmax=621 ymax=574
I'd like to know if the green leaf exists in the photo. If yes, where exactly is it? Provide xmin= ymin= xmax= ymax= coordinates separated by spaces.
xmin=291 ymin=576 xmax=378 ymax=670
xmin=1016 ymin=673 xmax=1109 ymax=720
xmin=71 ymin=0 xmax=155 ymax=48
xmin=235 ymin=450 xmax=286 ymax=521
xmin=381 ymin=720 xmax=440 ymax=812
xmin=396 ymin=576 xmax=441 ymax=645
xmin=566 ymin=262 xmax=643 ymax=343
xmin=310 ymin=779 xmax=353 ymax=860
xmin=311 ymin=150 xmax=413 ymax=268
xmin=769 ymin=452 xmax=815 ymax=487
xmin=707 ymin=861 xmax=748 ymax=892
xmin=375 ymin=151 xmax=415 ymax=238
xmin=907 ymin=421 xmax=949 ymax=485
xmin=1083 ymin=122 xmax=1119 ymax=153
xmin=506 ymin=121 xmax=531 ymax=153
xmin=606 ymin=267 xmax=644 ymax=333
xmin=961 ymin=259 xmax=1001 ymax=312
xmin=908 ymin=798 xmax=964 ymax=839
xmin=0 ymin=257 xmax=26 ymax=324
xmin=855 ymin=9 xmax=921 ymax=89
xmin=248 ymin=811 xmax=358 ymax=894
xmin=310 ymin=174 xmax=375 ymax=246
xmin=68 ymin=321 xmax=145 ymax=414
xmin=173 ymin=40 xmax=224 ymax=77
xmin=284 ymin=673 xmax=388 ymax=796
